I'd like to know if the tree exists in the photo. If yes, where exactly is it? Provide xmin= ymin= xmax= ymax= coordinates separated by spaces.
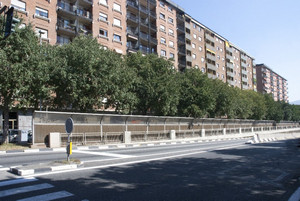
xmin=50 ymin=35 xmax=137 ymax=113
xmin=177 ymin=69 xmax=215 ymax=118
xmin=126 ymin=52 xmax=179 ymax=116
xmin=264 ymin=94 xmax=283 ymax=122
xmin=0 ymin=24 xmax=50 ymax=143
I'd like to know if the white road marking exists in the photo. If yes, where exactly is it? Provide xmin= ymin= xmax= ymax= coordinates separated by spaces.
xmin=23 ymin=144 xmax=246 ymax=178
xmin=0 ymin=177 xmax=37 ymax=187
xmin=288 ymin=187 xmax=300 ymax=201
xmin=73 ymin=150 xmax=133 ymax=158
xmin=17 ymin=191 xmax=73 ymax=201
xmin=0 ymin=183 xmax=53 ymax=198
xmin=0 ymin=167 xmax=9 ymax=171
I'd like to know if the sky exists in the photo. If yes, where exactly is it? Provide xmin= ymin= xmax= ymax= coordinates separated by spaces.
xmin=171 ymin=0 xmax=300 ymax=102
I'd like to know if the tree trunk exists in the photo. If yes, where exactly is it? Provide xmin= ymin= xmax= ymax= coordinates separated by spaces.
xmin=3 ymin=106 xmax=9 ymax=144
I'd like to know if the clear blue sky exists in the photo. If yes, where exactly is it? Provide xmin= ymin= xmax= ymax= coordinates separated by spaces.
xmin=171 ymin=0 xmax=300 ymax=102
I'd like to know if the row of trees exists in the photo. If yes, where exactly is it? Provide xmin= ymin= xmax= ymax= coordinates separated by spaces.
xmin=1 ymin=25 xmax=300 ymax=142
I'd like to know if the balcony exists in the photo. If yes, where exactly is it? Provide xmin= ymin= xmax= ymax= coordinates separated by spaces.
xmin=226 ymin=53 xmax=233 ymax=61
xmin=208 ymin=73 xmax=217 ymax=79
xmin=57 ymin=20 xmax=76 ymax=36
xmin=177 ymin=14 xmax=184 ymax=21
xmin=207 ymin=63 xmax=217 ymax=71
xmin=227 ymin=70 xmax=234 ymax=78
xmin=127 ymin=42 xmax=139 ymax=52
xmin=127 ymin=0 xmax=138 ymax=10
xmin=226 ymin=62 xmax=233 ymax=70
xmin=140 ymin=18 xmax=149 ymax=27
xmin=57 ymin=2 xmax=76 ymax=16
xmin=241 ymin=61 xmax=247 ymax=68
xmin=178 ymin=48 xmax=186 ymax=55
xmin=150 ymin=36 xmax=157 ymax=45
xmin=242 ymin=76 xmax=248 ymax=82
xmin=127 ymin=13 xmax=138 ymax=23
xmin=205 ymin=33 xmax=214 ymax=42
xmin=186 ymin=44 xmax=192 ymax=51
xmin=150 ymin=11 xmax=156 ymax=19
xmin=150 ymin=23 xmax=156 ymax=31
xmin=139 ymin=45 xmax=150 ymax=54
xmin=226 ymin=47 xmax=233 ymax=54
xmin=241 ymin=54 xmax=247 ymax=60
xmin=186 ymin=55 xmax=192 ymax=62
xmin=185 ymin=22 xmax=191 ymax=29
xmin=206 ymin=43 xmax=215 ymax=52
xmin=185 ymin=33 xmax=191 ymax=40
xmin=242 ymin=84 xmax=249 ymax=90
xmin=206 ymin=53 xmax=216 ymax=62
xmin=242 ymin=69 xmax=247 ymax=75
xmin=127 ymin=27 xmax=138 ymax=39
xmin=76 ymin=9 xmax=92 ymax=22
xmin=149 ymin=0 xmax=156 ymax=6
xmin=178 ymin=36 xmax=185 ymax=44
xmin=227 ymin=79 xmax=235 ymax=86
xmin=139 ymin=5 xmax=149 ymax=15
xmin=177 ymin=25 xmax=185 ymax=33
xmin=139 ymin=32 xmax=149 ymax=41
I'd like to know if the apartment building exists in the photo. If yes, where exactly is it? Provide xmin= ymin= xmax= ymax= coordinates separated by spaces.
xmin=255 ymin=64 xmax=288 ymax=102
xmin=0 ymin=0 xmax=256 ymax=89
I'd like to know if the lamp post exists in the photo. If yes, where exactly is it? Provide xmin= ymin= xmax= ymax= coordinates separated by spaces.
xmin=38 ymin=30 xmax=45 ymax=111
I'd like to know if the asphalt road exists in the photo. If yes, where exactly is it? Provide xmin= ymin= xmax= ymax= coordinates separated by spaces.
xmin=1 ymin=138 xmax=300 ymax=201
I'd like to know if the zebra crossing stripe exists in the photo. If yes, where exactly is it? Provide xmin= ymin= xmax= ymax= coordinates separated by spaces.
xmin=17 ymin=191 xmax=74 ymax=201
xmin=0 ymin=177 xmax=37 ymax=187
xmin=0 ymin=183 xmax=53 ymax=198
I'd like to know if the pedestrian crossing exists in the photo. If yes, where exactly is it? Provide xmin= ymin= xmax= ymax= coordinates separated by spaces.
xmin=0 ymin=177 xmax=74 ymax=201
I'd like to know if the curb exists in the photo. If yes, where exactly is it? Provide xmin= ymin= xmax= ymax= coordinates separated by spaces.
xmin=10 ymin=164 xmax=79 ymax=176
xmin=0 ymin=136 xmax=254 ymax=155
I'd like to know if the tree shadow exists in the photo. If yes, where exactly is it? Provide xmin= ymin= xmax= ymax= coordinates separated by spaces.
xmin=32 ymin=139 xmax=300 ymax=201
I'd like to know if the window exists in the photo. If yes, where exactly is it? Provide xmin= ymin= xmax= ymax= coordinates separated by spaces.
xmin=169 ymin=41 xmax=174 ymax=47
xmin=193 ymin=23 xmax=196 ymax=29
xmin=11 ymin=0 xmax=26 ymax=11
xmin=198 ymin=36 xmax=202 ymax=41
xmin=161 ymin=37 xmax=166 ymax=44
xmin=168 ymin=29 xmax=174 ymax=36
xmin=113 ymin=3 xmax=121 ymax=12
xmin=99 ymin=12 xmax=108 ymax=22
xmin=192 ymin=54 xmax=196 ymax=59
xmin=197 ymin=26 xmax=201 ymax=32
xmin=192 ymin=43 xmax=196 ymax=49
xmin=168 ymin=17 xmax=173 ymax=24
xmin=159 ymin=1 xmax=165 ymax=7
xmin=99 ymin=28 xmax=108 ymax=38
xmin=168 ymin=6 xmax=173 ymax=12
xmin=199 ymin=46 xmax=202 ymax=52
xmin=99 ymin=0 xmax=108 ymax=6
xmin=113 ymin=34 xmax=121 ymax=42
xmin=193 ymin=34 xmax=197 ymax=39
xmin=113 ymin=18 xmax=121 ymax=27
xmin=35 ymin=27 xmax=48 ymax=39
xmin=170 ymin=52 xmax=175 ymax=59
xmin=201 ymin=57 xmax=205 ymax=63
xmin=160 ymin=25 xmax=165 ymax=32
xmin=201 ymin=67 xmax=205 ymax=73
xmin=161 ymin=50 xmax=166 ymax=57
xmin=35 ymin=7 xmax=48 ymax=18
xmin=159 ymin=13 xmax=165 ymax=20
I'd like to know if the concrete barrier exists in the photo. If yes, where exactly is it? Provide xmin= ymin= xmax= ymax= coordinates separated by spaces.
xmin=49 ymin=132 xmax=61 ymax=148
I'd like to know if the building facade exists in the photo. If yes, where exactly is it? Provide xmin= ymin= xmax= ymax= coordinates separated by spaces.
xmin=255 ymin=64 xmax=288 ymax=102
xmin=0 ymin=0 xmax=256 ymax=89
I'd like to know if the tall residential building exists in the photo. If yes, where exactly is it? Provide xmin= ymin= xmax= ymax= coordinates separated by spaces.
xmin=0 ymin=0 xmax=256 ymax=90
xmin=255 ymin=64 xmax=288 ymax=102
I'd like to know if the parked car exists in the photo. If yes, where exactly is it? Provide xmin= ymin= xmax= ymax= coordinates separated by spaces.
xmin=27 ymin=130 xmax=32 ymax=143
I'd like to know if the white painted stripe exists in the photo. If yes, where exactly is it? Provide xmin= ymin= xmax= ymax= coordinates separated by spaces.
xmin=25 ymin=144 xmax=246 ymax=178
xmin=17 ymin=191 xmax=73 ymax=201
xmin=73 ymin=150 xmax=133 ymax=158
xmin=0 ymin=177 xmax=37 ymax=187
xmin=288 ymin=187 xmax=300 ymax=201
xmin=0 ymin=165 xmax=2 ymax=167
xmin=0 ymin=183 xmax=53 ymax=198
xmin=0 ymin=167 xmax=9 ymax=171
xmin=147 ymin=144 xmax=155 ymax=146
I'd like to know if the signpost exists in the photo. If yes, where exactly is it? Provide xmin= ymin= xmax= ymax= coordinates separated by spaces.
xmin=65 ymin=117 xmax=74 ymax=161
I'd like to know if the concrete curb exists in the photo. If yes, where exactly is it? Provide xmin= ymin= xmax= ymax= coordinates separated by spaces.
xmin=10 ymin=164 xmax=79 ymax=176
